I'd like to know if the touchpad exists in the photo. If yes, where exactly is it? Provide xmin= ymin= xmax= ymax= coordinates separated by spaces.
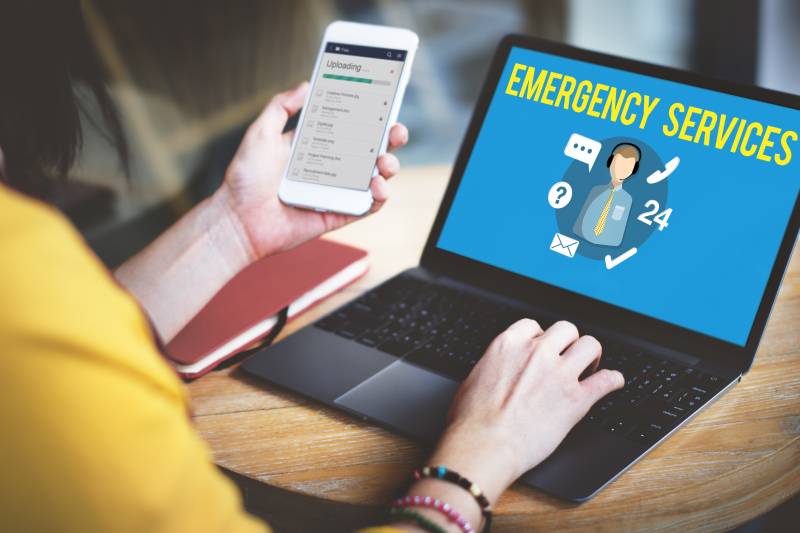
xmin=335 ymin=361 xmax=459 ymax=444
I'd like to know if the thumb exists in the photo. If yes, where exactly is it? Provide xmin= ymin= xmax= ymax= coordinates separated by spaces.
xmin=256 ymin=81 xmax=309 ymax=135
xmin=580 ymin=369 xmax=624 ymax=409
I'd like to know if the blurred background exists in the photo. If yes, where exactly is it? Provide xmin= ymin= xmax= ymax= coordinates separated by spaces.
xmin=67 ymin=0 xmax=799 ymax=270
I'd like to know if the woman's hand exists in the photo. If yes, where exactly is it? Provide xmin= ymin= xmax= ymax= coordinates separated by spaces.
xmin=430 ymin=319 xmax=624 ymax=503
xmin=398 ymin=319 xmax=624 ymax=533
xmin=217 ymin=81 xmax=409 ymax=260
xmin=116 ymin=83 xmax=407 ymax=342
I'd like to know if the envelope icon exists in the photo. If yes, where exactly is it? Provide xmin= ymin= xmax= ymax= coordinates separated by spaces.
xmin=550 ymin=233 xmax=579 ymax=258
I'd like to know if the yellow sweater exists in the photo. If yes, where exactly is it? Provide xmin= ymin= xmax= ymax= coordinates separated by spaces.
xmin=0 ymin=186 xmax=401 ymax=533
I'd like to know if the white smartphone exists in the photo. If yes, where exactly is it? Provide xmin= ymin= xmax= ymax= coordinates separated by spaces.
xmin=278 ymin=21 xmax=418 ymax=216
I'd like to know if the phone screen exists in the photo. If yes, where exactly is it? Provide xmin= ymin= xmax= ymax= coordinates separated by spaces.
xmin=287 ymin=42 xmax=407 ymax=190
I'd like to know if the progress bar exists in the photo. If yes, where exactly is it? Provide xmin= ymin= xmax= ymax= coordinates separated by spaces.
xmin=323 ymin=73 xmax=391 ymax=86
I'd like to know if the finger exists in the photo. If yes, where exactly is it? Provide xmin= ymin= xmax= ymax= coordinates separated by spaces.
xmin=387 ymin=123 xmax=409 ymax=151
xmin=561 ymin=335 xmax=602 ymax=376
xmin=504 ymin=317 xmax=544 ymax=338
xmin=483 ymin=318 xmax=543 ymax=368
xmin=580 ymin=369 xmax=625 ymax=409
xmin=255 ymin=81 xmax=308 ymax=137
xmin=370 ymin=175 xmax=391 ymax=206
xmin=537 ymin=320 xmax=580 ymax=357
xmin=376 ymin=153 xmax=400 ymax=180
xmin=480 ymin=318 xmax=543 ymax=389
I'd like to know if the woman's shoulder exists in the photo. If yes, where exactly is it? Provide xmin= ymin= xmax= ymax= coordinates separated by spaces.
xmin=0 ymin=183 xmax=110 ymax=306
xmin=0 ymin=182 xmax=70 ymax=232
xmin=0 ymin=183 xmax=90 ymax=270
xmin=0 ymin=184 xmax=183 ymax=399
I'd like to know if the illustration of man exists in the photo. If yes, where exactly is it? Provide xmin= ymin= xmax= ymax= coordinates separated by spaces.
xmin=574 ymin=142 xmax=641 ymax=247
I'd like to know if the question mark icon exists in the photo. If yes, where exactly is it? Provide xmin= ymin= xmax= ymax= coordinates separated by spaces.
xmin=555 ymin=186 xmax=567 ymax=205
xmin=548 ymin=181 xmax=573 ymax=209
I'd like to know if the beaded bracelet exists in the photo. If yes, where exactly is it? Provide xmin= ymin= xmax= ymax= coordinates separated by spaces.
xmin=414 ymin=465 xmax=492 ymax=530
xmin=393 ymin=495 xmax=474 ymax=533
xmin=389 ymin=507 xmax=448 ymax=533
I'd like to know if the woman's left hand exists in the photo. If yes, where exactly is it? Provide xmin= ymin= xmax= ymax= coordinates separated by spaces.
xmin=217 ymin=81 xmax=409 ymax=260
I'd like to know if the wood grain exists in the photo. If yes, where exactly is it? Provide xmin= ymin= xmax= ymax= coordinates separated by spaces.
xmin=189 ymin=165 xmax=800 ymax=531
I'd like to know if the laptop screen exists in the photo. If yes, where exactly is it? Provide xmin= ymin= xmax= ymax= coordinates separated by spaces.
xmin=437 ymin=45 xmax=800 ymax=346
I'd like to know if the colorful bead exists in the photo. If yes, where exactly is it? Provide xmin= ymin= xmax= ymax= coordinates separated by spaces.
xmin=392 ymin=495 xmax=474 ymax=533
xmin=411 ymin=464 xmax=493 ymax=531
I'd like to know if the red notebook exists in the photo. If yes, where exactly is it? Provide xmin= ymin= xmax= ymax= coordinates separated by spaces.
xmin=166 ymin=238 xmax=368 ymax=378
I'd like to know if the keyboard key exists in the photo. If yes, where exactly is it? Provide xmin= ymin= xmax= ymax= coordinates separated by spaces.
xmin=627 ymin=425 xmax=654 ymax=443
xmin=687 ymin=395 xmax=704 ymax=409
xmin=406 ymin=348 xmax=464 ymax=379
xmin=670 ymin=404 xmax=688 ymax=416
xmin=626 ymin=422 xmax=668 ymax=444
xmin=356 ymin=336 xmax=379 ymax=347
xmin=316 ymin=317 xmax=341 ymax=332
xmin=378 ymin=337 xmax=420 ymax=356
xmin=673 ymin=389 xmax=690 ymax=405
xmin=638 ymin=395 xmax=666 ymax=413
xmin=655 ymin=408 xmax=684 ymax=427
xmin=335 ymin=328 xmax=356 ymax=339
xmin=626 ymin=393 xmax=644 ymax=407
xmin=585 ymin=411 xmax=603 ymax=424
xmin=705 ymin=375 xmax=723 ymax=389
xmin=604 ymin=417 xmax=631 ymax=435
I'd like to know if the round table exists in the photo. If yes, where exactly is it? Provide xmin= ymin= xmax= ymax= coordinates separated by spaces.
xmin=188 ymin=165 xmax=800 ymax=531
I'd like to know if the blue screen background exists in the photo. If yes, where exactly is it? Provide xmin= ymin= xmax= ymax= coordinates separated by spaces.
xmin=437 ymin=47 xmax=800 ymax=345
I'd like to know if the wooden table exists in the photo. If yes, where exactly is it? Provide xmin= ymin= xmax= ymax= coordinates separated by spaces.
xmin=189 ymin=165 xmax=800 ymax=532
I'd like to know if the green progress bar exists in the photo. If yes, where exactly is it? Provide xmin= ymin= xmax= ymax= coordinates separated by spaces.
xmin=323 ymin=73 xmax=373 ymax=84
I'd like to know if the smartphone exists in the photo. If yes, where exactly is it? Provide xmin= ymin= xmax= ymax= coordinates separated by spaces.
xmin=278 ymin=21 xmax=418 ymax=216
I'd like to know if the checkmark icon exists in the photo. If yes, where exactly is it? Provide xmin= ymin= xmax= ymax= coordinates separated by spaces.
xmin=605 ymin=247 xmax=638 ymax=269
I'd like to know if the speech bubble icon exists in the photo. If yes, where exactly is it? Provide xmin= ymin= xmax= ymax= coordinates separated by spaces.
xmin=564 ymin=133 xmax=602 ymax=171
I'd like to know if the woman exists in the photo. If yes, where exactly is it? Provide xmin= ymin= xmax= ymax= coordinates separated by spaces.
xmin=0 ymin=4 xmax=623 ymax=532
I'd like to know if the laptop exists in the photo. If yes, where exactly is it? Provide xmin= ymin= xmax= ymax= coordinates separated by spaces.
xmin=243 ymin=35 xmax=800 ymax=502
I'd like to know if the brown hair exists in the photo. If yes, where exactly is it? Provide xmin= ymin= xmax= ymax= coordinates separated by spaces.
xmin=612 ymin=144 xmax=640 ymax=161
xmin=0 ymin=2 xmax=127 ymax=196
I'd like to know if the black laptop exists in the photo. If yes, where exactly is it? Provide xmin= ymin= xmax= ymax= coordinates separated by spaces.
xmin=243 ymin=35 xmax=800 ymax=502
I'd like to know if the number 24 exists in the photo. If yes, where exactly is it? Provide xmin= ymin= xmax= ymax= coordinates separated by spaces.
xmin=637 ymin=200 xmax=672 ymax=231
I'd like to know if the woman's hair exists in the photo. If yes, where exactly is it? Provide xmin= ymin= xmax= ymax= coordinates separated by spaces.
xmin=0 ymin=1 xmax=127 ymax=195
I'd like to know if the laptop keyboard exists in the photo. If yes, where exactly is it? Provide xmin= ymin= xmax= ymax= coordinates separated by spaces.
xmin=591 ymin=350 xmax=724 ymax=444
xmin=315 ymin=275 xmax=726 ymax=446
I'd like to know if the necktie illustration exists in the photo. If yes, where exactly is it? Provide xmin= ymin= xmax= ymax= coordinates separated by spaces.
xmin=593 ymin=189 xmax=616 ymax=236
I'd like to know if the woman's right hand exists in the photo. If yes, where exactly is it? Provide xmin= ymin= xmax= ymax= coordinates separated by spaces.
xmin=426 ymin=319 xmax=625 ymax=506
